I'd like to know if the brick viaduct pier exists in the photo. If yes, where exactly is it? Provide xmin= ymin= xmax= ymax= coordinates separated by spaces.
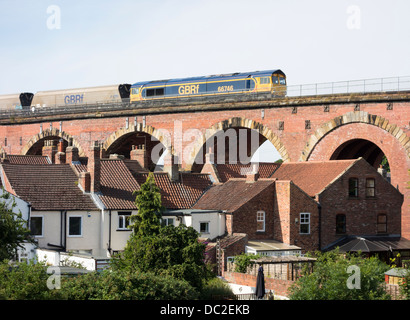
xmin=0 ymin=90 xmax=409 ymax=238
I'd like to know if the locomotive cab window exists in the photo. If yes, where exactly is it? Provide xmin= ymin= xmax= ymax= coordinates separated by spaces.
xmin=260 ymin=77 xmax=270 ymax=84
xmin=279 ymin=77 xmax=286 ymax=85
xmin=146 ymin=88 xmax=164 ymax=97
xmin=272 ymin=76 xmax=279 ymax=84
xmin=131 ymin=88 xmax=139 ymax=95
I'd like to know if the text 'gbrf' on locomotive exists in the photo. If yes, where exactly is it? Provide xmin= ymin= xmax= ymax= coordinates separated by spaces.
xmin=130 ymin=70 xmax=286 ymax=102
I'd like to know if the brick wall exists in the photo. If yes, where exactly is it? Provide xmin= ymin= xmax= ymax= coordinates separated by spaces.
xmin=222 ymin=271 xmax=294 ymax=298
xmin=319 ymin=158 xmax=403 ymax=248
xmin=228 ymin=182 xmax=275 ymax=240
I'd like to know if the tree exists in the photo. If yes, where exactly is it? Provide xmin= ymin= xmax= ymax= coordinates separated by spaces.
xmin=129 ymin=172 xmax=164 ymax=237
xmin=112 ymin=173 xmax=210 ymax=290
xmin=0 ymin=191 xmax=32 ymax=261
xmin=289 ymin=249 xmax=390 ymax=300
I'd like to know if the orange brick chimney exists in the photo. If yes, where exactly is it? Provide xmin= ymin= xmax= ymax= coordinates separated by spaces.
xmin=88 ymin=141 xmax=101 ymax=193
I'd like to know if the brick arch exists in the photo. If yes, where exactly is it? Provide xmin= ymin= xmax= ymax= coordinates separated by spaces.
xmin=102 ymin=123 xmax=173 ymax=154
xmin=21 ymin=128 xmax=85 ymax=156
xmin=185 ymin=117 xmax=290 ymax=168
xmin=300 ymin=111 xmax=410 ymax=161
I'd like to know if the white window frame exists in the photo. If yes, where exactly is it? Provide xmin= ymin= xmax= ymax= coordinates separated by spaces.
xmin=30 ymin=215 xmax=44 ymax=237
xmin=68 ymin=215 xmax=83 ymax=237
xmin=300 ymin=213 xmax=310 ymax=234
xmin=118 ymin=212 xmax=131 ymax=230
xmin=162 ymin=217 xmax=175 ymax=227
xmin=199 ymin=221 xmax=210 ymax=234
xmin=257 ymin=211 xmax=265 ymax=232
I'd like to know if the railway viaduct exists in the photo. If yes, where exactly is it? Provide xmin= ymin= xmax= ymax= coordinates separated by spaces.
xmin=0 ymin=90 xmax=409 ymax=238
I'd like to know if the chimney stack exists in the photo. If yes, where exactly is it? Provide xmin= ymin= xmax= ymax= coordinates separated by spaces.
xmin=130 ymin=144 xmax=148 ymax=169
xmin=66 ymin=146 xmax=79 ymax=163
xmin=79 ymin=171 xmax=91 ymax=192
xmin=163 ymin=147 xmax=179 ymax=181
xmin=89 ymin=141 xmax=101 ymax=193
xmin=245 ymin=163 xmax=259 ymax=182
xmin=42 ymin=140 xmax=57 ymax=164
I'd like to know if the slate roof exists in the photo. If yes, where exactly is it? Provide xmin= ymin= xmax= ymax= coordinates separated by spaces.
xmin=215 ymin=162 xmax=280 ymax=182
xmin=271 ymin=159 xmax=357 ymax=197
xmin=1 ymin=163 xmax=98 ymax=211
xmin=193 ymin=178 xmax=276 ymax=212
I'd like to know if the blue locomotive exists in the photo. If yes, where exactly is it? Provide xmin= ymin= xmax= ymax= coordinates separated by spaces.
xmin=130 ymin=69 xmax=286 ymax=102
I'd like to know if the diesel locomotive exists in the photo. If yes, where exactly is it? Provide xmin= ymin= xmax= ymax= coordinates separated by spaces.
xmin=130 ymin=69 xmax=286 ymax=102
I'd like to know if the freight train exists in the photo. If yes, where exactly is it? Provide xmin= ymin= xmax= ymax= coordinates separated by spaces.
xmin=0 ymin=69 xmax=286 ymax=111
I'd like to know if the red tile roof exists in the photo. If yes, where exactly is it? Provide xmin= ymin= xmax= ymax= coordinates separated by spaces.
xmin=134 ymin=172 xmax=213 ymax=210
xmin=193 ymin=178 xmax=275 ymax=212
xmin=1 ymin=163 xmax=98 ymax=211
xmin=99 ymin=159 xmax=140 ymax=210
xmin=98 ymin=159 xmax=212 ymax=210
xmin=215 ymin=162 xmax=280 ymax=182
xmin=6 ymin=155 xmax=50 ymax=165
xmin=271 ymin=160 xmax=357 ymax=197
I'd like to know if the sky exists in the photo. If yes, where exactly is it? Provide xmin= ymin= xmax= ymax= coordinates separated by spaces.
xmin=1 ymin=0 xmax=409 ymax=162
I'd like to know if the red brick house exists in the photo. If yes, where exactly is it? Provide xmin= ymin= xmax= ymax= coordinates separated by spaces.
xmin=271 ymin=158 xmax=404 ymax=250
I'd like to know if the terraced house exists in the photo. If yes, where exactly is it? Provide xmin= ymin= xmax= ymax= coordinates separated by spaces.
xmin=0 ymin=141 xmax=408 ymax=270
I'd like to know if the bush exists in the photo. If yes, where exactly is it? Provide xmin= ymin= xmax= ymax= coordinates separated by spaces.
xmin=59 ymin=270 xmax=199 ymax=300
xmin=289 ymin=249 xmax=390 ymax=300
xmin=0 ymin=260 xmax=56 ymax=300
xmin=233 ymin=253 xmax=261 ymax=273
xmin=200 ymin=277 xmax=234 ymax=300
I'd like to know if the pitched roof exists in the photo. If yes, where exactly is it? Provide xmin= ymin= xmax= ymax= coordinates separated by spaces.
xmin=215 ymin=162 xmax=280 ymax=182
xmin=1 ymin=163 xmax=98 ymax=211
xmin=271 ymin=160 xmax=357 ymax=197
xmin=134 ymin=172 xmax=213 ymax=210
xmin=99 ymin=159 xmax=140 ymax=210
xmin=98 ymin=159 xmax=212 ymax=210
xmin=193 ymin=178 xmax=275 ymax=212
xmin=5 ymin=155 xmax=50 ymax=165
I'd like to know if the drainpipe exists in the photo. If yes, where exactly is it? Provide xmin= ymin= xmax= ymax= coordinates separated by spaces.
xmin=317 ymin=202 xmax=322 ymax=251
xmin=108 ymin=210 xmax=112 ymax=254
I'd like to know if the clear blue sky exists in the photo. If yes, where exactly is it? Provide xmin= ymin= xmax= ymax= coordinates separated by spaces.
xmin=1 ymin=0 xmax=409 ymax=95
xmin=1 ymin=0 xmax=409 ymax=161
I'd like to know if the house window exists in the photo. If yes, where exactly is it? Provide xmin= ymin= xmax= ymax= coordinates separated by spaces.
xmin=162 ymin=218 xmax=175 ymax=227
xmin=349 ymin=178 xmax=359 ymax=197
xmin=257 ymin=211 xmax=265 ymax=232
xmin=336 ymin=214 xmax=346 ymax=234
xmin=300 ymin=213 xmax=310 ymax=234
xmin=200 ymin=222 xmax=210 ymax=234
xmin=377 ymin=214 xmax=387 ymax=234
xmin=118 ymin=212 xmax=131 ymax=230
xmin=30 ymin=216 xmax=43 ymax=237
xmin=68 ymin=216 xmax=82 ymax=237
xmin=366 ymin=178 xmax=375 ymax=197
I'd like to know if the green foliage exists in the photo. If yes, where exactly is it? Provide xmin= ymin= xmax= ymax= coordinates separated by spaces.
xmin=111 ymin=173 xmax=210 ymax=291
xmin=233 ymin=253 xmax=261 ymax=273
xmin=59 ymin=270 xmax=199 ymax=300
xmin=113 ymin=224 xmax=210 ymax=290
xmin=129 ymin=172 xmax=164 ymax=237
xmin=200 ymin=277 xmax=234 ymax=300
xmin=0 ymin=190 xmax=32 ymax=261
xmin=289 ymin=249 xmax=390 ymax=300
xmin=0 ymin=260 xmax=57 ymax=300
